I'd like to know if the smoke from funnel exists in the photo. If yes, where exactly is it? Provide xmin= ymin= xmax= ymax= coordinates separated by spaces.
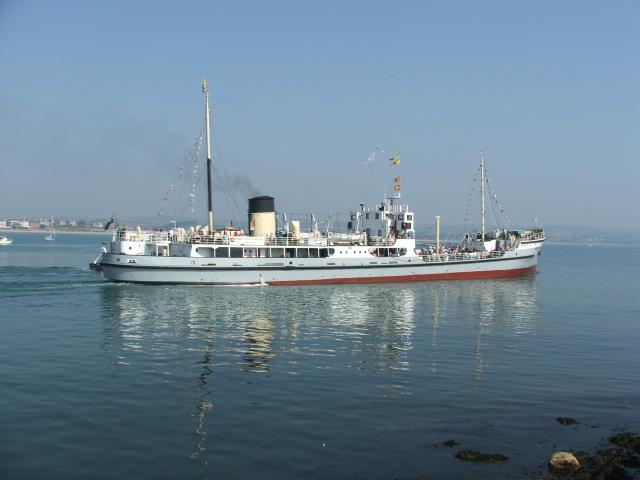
xmin=231 ymin=174 xmax=261 ymax=198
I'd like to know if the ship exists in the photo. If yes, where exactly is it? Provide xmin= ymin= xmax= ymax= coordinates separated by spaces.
xmin=95 ymin=81 xmax=544 ymax=285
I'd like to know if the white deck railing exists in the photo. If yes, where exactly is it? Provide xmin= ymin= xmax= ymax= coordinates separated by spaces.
xmin=520 ymin=229 xmax=545 ymax=241
xmin=117 ymin=231 xmax=170 ymax=243
xmin=188 ymin=235 xmax=329 ymax=247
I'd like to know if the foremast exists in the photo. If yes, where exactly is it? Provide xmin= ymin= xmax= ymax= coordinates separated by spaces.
xmin=480 ymin=151 xmax=485 ymax=242
xmin=202 ymin=80 xmax=214 ymax=234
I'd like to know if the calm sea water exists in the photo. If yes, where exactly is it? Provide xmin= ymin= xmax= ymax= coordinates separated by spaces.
xmin=1 ymin=232 xmax=639 ymax=479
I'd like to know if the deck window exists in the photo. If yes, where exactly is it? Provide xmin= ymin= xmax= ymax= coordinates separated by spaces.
xmin=195 ymin=247 xmax=214 ymax=258
xmin=309 ymin=248 xmax=319 ymax=258
xmin=297 ymin=248 xmax=309 ymax=258
xmin=230 ymin=247 xmax=243 ymax=258
xmin=215 ymin=247 xmax=229 ymax=258
xmin=271 ymin=248 xmax=284 ymax=258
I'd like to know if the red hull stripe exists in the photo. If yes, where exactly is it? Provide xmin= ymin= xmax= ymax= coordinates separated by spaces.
xmin=268 ymin=265 xmax=537 ymax=286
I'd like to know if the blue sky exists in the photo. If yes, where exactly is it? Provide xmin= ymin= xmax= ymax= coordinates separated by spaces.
xmin=0 ymin=0 xmax=638 ymax=229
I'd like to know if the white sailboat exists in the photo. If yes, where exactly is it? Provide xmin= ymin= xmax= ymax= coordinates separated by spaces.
xmin=44 ymin=216 xmax=56 ymax=241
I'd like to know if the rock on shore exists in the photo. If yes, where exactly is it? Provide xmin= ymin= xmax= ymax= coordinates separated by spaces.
xmin=549 ymin=451 xmax=580 ymax=472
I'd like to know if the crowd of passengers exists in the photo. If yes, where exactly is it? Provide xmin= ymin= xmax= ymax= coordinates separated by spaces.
xmin=415 ymin=244 xmax=497 ymax=256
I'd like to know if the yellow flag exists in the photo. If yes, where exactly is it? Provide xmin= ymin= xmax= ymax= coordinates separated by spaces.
xmin=389 ymin=154 xmax=400 ymax=166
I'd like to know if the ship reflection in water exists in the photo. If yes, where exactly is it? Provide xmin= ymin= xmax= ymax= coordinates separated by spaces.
xmin=426 ymin=276 xmax=539 ymax=379
xmin=243 ymin=314 xmax=274 ymax=374
xmin=99 ymin=275 xmax=538 ymax=468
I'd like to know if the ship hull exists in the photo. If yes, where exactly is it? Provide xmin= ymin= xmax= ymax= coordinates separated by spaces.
xmin=99 ymin=250 xmax=540 ymax=285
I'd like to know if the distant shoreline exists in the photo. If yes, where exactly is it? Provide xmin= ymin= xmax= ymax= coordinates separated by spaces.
xmin=0 ymin=229 xmax=111 ymax=236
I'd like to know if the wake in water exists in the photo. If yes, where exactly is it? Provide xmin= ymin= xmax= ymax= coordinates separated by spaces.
xmin=0 ymin=265 xmax=109 ymax=298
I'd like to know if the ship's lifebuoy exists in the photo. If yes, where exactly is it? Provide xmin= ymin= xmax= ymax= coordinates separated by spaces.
xmin=230 ymin=237 xmax=235 ymax=243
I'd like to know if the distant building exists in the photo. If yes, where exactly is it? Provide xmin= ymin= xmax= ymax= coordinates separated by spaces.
xmin=0 ymin=220 xmax=6 ymax=228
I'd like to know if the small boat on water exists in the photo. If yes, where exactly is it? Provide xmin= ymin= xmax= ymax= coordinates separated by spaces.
xmin=94 ymin=81 xmax=544 ymax=285
xmin=0 ymin=235 xmax=12 ymax=245
xmin=44 ymin=216 xmax=56 ymax=241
